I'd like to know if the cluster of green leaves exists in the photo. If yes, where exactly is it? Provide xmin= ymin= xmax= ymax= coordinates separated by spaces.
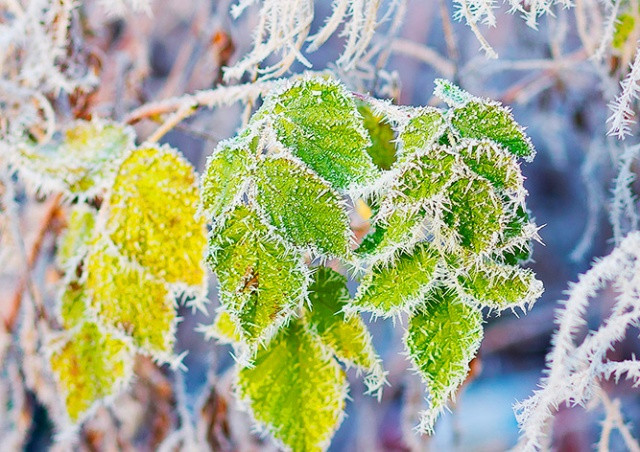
xmin=201 ymin=74 xmax=542 ymax=449
xmin=21 ymin=121 xmax=206 ymax=423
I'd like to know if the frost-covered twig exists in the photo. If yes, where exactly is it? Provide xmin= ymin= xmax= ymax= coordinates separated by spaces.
xmin=607 ymin=41 xmax=640 ymax=139
xmin=597 ymin=387 xmax=640 ymax=452
xmin=610 ymin=144 xmax=640 ymax=244
xmin=515 ymin=232 xmax=640 ymax=451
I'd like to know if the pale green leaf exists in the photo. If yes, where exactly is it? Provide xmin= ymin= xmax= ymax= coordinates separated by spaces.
xmin=357 ymin=207 xmax=426 ymax=261
xmin=16 ymin=120 xmax=134 ymax=197
xmin=208 ymin=204 xmax=307 ymax=345
xmin=59 ymin=281 xmax=88 ymax=329
xmin=263 ymin=77 xmax=379 ymax=190
xmin=49 ymin=321 xmax=133 ymax=422
xmin=57 ymin=204 xmax=96 ymax=271
xmin=388 ymin=145 xmax=455 ymax=204
xmin=255 ymin=156 xmax=352 ymax=257
xmin=457 ymin=139 xmax=522 ymax=193
xmin=405 ymin=287 xmax=483 ymax=433
xmin=237 ymin=320 xmax=347 ymax=452
xmin=353 ymin=243 xmax=439 ymax=316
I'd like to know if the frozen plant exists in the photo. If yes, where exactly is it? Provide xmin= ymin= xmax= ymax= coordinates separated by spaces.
xmin=199 ymin=75 xmax=542 ymax=449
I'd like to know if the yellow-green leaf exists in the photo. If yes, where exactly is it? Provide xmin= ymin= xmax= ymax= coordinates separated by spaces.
xmin=237 ymin=320 xmax=347 ymax=452
xmin=85 ymin=241 xmax=176 ymax=357
xmin=208 ymin=205 xmax=307 ymax=345
xmin=50 ymin=322 xmax=133 ymax=422
xmin=107 ymin=145 xmax=206 ymax=289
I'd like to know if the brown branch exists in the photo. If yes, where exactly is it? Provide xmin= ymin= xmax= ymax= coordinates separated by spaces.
xmin=3 ymin=193 xmax=62 ymax=332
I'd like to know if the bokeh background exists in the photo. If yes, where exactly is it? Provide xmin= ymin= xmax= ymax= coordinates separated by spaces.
xmin=3 ymin=0 xmax=640 ymax=450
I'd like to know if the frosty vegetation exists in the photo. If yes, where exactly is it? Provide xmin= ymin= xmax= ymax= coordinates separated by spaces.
xmin=1 ymin=0 xmax=640 ymax=451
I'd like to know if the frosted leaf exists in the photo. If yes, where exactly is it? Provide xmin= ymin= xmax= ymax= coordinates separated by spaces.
xmin=353 ymin=243 xmax=440 ymax=317
xmin=433 ymin=79 xmax=474 ymax=108
xmin=451 ymin=101 xmax=535 ymax=160
xmin=85 ymin=241 xmax=176 ymax=357
xmin=56 ymin=204 xmax=96 ymax=272
xmin=357 ymin=102 xmax=397 ymax=170
xmin=495 ymin=203 xmax=534 ymax=264
xmin=305 ymin=268 xmax=384 ymax=392
xmin=58 ymin=281 xmax=89 ymax=329
xmin=49 ymin=321 xmax=133 ymax=423
xmin=457 ymin=139 xmax=523 ymax=193
xmin=237 ymin=320 xmax=347 ymax=452
xmin=15 ymin=121 xmax=134 ymax=198
xmin=255 ymin=156 xmax=352 ymax=258
xmin=107 ymin=145 xmax=206 ymax=290
xmin=397 ymin=108 xmax=446 ymax=159
xmin=357 ymin=207 xmax=427 ymax=262
xmin=207 ymin=205 xmax=307 ymax=346
xmin=201 ymin=136 xmax=254 ymax=219
xmin=455 ymin=259 xmax=543 ymax=310
xmin=208 ymin=308 xmax=243 ymax=344
xmin=260 ymin=77 xmax=379 ymax=191
xmin=405 ymin=287 xmax=483 ymax=433
xmin=388 ymin=145 xmax=456 ymax=203
xmin=442 ymin=176 xmax=504 ymax=253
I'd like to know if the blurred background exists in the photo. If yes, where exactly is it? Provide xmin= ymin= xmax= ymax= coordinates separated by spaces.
xmin=2 ymin=0 xmax=640 ymax=450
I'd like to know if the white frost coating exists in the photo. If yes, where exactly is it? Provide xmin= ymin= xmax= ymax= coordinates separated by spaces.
xmin=610 ymin=144 xmax=640 ymax=244
xmin=608 ymin=41 xmax=640 ymax=139
xmin=224 ymin=0 xmax=399 ymax=80
xmin=224 ymin=0 xmax=315 ymax=81
xmin=515 ymin=232 xmax=640 ymax=451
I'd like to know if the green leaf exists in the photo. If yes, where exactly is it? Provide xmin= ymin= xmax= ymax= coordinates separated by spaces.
xmin=442 ymin=177 xmax=504 ymax=253
xmin=85 ymin=241 xmax=176 ymax=357
xmin=353 ymin=243 xmax=440 ymax=316
xmin=50 ymin=321 xmax=133 ymax=422
xmin=357 ymin=207 xmax=426 ymax=261
xmin=456 ymin=259 xmax=543 ymax=310
xmin=262 ymin=76 xmax=379 ymax=190
xmin=305 ymin=268 xmax=384 ymax=392
xmin=201 ymin=136 xmax=254 ymax=218
xmin=451 ymin=101 xmax=535 ymax=160
xmin=357 ymin=103 xmax=397 ymax=170
xmin=57 ymin=204 xmax=96 ymax=271
xmin=398 ymin=108 xmax=446 ymax=157
xmin=405 ymin=287 xmax=483 ymax=433
xmin=389 ymin=145 xmax=455 ymax=203
xmin=237 ymin=320 xmax=347 ymax=452
xmin=496 ymin=203 xmax=534 ymax=264
xmin=16 ymin=120 xmax=134 ymax=197
xmin=433 ymin=79 xmax=474 ymax=108
xmin=255 ymin=156 xmax=352 ymax=258
xmin=208 ymin=205 xmax=307 ymax=345
xmin=107 ymin=145 xmax=206 ymax=290
xmin=457 ymin=140 xmax=522 ymax=192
